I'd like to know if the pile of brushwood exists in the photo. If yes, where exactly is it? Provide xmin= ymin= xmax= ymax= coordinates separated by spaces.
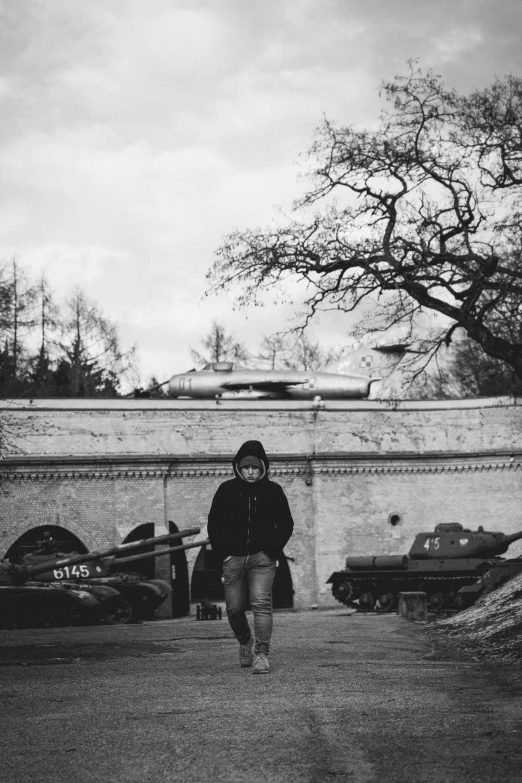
xmin=429 ymin=574 xmax=522 ymax=665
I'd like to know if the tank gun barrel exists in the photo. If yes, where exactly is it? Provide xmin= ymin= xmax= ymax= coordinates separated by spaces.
xmin=501 ymin=530 xmax=522 ymax=547
xmin=112 ymin=539 xmax=210 ymax=566
xmin=91 ymin=526 xmax=201 ymax=557
xmin=23 ymin=527 xmax=201 ymax=577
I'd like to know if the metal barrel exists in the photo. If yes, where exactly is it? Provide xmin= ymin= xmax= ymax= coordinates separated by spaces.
xmin=500 ymin=529 xmax=522 ymax=547
xmin=344 ymin=555 xmax=409 ymax=570
xmin=113 ymin=539 xmax=209 ymax=566
xmin=24 ymin=527 xmax=201 ymax=577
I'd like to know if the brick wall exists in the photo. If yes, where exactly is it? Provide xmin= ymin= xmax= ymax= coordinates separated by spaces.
xmin=1 ymin=398 xmax=521 ymax=610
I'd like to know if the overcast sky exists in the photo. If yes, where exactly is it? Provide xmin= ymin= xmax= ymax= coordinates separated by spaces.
xmin=1 ymin=0 xmax=521 ymax=386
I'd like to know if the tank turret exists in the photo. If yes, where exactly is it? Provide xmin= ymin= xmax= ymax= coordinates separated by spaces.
xmin=327 ymin=523 xmax=522 ymax=613
xmin=408 ymin=523 xmax=522 ymax=559
xmin=19 ymin=527 xmax=208 ymax=624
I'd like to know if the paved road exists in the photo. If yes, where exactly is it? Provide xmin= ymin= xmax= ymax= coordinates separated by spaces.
xmin=1 ymin=609 xmax=521 ymax=783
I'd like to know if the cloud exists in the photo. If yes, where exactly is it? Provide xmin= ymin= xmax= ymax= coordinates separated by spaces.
xmin=1 ymin=0 xmax=522 ymax=382
xmin=428 ymin=27 xmax=483 ymax=65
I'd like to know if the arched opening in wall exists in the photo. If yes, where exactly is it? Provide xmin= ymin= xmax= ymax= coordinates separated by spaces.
xmin=190 ymin=546 xmax=294 ymax=609
xmin=191 ymin=545 xmax=224 ymax=602
xmin=5 ymin=525 xmax=88 ymax=564
xmin=272 ymin=554 xmax=294 ymax=609
xmin=115 ymin=523 xmax=155 ymax=578
xmin=169 ymin=521 xmax=190 ymax=617
xmin=113 ymin=522 xmax=190 ymax=617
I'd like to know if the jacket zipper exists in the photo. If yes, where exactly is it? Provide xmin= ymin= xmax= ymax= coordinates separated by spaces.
xmin=247 ymin=494 xmax=251 ymax=553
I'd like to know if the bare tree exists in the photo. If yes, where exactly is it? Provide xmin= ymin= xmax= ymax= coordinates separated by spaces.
xmin=191 ymin=321 xmax=250 ymax=367
xmin=29 ymin=273 xmax=61 ymax=395
xmin=285 ymin=333 xmax=342 ymax=371
xmin=0 ymin=259 xmax=38 ymax=395
xmin=255 ymin=331 xmax=340 ymax=371
xmin=418 ymin=335 xmax=522 ymax=399
xmin=57 ymin=287 xmax=137 ymax=397
xmin=0 ymin=261 xmax=139 ymax=398
xmin=255 ymin=334 xmax=288 ymax=369
xmin=209 ymin=64 xmax=522 ymax=384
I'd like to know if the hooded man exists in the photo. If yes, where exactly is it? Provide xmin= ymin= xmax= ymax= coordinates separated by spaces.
xmin=208 ymin=440 xmax=294 ymax=674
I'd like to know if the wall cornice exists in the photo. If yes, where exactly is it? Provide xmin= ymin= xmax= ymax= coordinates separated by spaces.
xmin=0 ymin=450 xmax=520 ymax=480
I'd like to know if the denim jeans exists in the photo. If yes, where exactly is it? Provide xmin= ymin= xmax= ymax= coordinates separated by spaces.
xmin=222 ymin=551 xmax=277 ymax=656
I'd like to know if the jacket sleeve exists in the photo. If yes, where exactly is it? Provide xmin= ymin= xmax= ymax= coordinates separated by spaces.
xmin=207 ymin=484 xmax=226 ymax=562
xmin=266 ymin=485 xmax=294 ymax=557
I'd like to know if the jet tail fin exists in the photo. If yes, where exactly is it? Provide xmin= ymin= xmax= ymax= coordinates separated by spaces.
xmin=329 ymin=341 xmax=411 ymax=398
xmin=332 ymin=342 xmax=410 ymax=377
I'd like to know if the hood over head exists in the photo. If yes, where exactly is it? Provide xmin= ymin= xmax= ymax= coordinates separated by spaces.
xmin=233 ymin=440 xmax=269 ymax=481
xmin=238 ymin=455 xmax=264 ymax=471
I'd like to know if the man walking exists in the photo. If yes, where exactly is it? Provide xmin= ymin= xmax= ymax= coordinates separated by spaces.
xmin=208 ymin=440 xmax=294 ymax=674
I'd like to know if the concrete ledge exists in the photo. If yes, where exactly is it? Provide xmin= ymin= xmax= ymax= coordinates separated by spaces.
xmin=0 ymin=395 xmax=517 ymax=412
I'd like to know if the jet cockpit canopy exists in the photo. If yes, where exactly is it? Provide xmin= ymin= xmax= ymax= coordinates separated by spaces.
xmin=202 ymin=362 xmax=235 ymax=372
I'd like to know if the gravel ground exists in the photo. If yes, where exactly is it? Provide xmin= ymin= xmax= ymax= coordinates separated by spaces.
xmin=1 ymin=608 xmax=521 ymax=783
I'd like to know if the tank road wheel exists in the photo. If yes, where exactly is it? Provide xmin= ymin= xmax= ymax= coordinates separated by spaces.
xmin=358 ymin=592 xmax=376 ymax=612
xmin=427 ymin=592 xmax=445 ymax=612
xmin=104 ymin=598 xmax=134 ymax=625
xmin=332 ymin=580 xmax=353 ymax=606
xmin=377 ymin=592 xmax=395 ymax=613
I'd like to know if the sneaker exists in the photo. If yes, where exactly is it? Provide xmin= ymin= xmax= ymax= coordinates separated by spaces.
xmin=239 ymin=639 xmax=253 ymax=668
xmin=252 ymin=654 xmax=270 ymax=674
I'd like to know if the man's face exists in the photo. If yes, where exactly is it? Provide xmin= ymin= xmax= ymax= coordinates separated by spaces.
xmin=240 ymin=465 xmax=262 ymax=483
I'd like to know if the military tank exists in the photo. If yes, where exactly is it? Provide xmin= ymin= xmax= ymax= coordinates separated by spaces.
xmin=21 ymin=527 xmax=207 ymax=623
xmin=327 ymin=523 xmax=522 ymax=613
xmin=0 ymin=556 xmax=100 ymax=629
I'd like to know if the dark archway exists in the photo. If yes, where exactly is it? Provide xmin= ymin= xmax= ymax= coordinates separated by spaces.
xmin=190 ymin=546 xmax=294 ymax=609
xmin=191 ymin=546 xmax=224 ymax=602
xmin=272 ymin=554 xmax=294 ymax=609
xmin=169 ymin=521 xmax=190 ymax=617
xmin=5 ymin=525 xmax=88 ymax=564
xmin=116 ymin=523 xmax=155 ymax=577
xmin=115 ymin=522 xmax=190 ymax=616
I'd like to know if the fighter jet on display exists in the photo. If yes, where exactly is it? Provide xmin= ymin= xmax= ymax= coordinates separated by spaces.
xmin=166 ymin=342 xmax=410 ymax=401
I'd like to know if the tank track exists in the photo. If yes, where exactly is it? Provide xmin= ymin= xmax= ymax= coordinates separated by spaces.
xmin=332 ymin=573 xmax=480 ymax=612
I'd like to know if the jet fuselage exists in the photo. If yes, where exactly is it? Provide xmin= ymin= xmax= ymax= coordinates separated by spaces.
xmin=167 ymin=366 xmax=376 ymax=400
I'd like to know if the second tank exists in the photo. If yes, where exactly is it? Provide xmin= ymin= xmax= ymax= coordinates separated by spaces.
xmin=327 ymin=522 xmax=522 ymax=612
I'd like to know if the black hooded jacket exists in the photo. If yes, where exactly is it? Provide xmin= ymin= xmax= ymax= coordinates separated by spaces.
xmin=207 ymin=440 xmax=294 ymax=562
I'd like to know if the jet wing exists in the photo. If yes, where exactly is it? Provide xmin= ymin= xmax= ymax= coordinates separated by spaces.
xmin=220 ymin=379 xmax=293 ymax=396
